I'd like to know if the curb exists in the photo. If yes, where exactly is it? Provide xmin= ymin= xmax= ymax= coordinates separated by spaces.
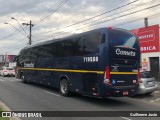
xmin=154 ymin=91 xmax=160 ymax=95
xmin=0 ymin=101 xmax=21 ymax=120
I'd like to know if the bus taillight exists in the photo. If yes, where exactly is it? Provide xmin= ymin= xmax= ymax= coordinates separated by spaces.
xmin=108 ymin=27 xmax=112 ymax=30
xmin=104 ymin=66 xmax=112 ymax=86
xmin=137 ymin=68 xmax=140 ymax=84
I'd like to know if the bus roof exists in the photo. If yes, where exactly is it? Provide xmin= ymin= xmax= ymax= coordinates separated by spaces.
xmin=23 ymin=27 xmax=132 ymax=50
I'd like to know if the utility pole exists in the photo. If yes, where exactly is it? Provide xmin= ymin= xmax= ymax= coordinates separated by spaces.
xmin=22 ymin=20 xmax=34 ymax=45
xmin=144 ymin=17 xmax=148 ymax=27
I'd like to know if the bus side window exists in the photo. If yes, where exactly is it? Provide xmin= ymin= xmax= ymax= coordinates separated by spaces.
xmin=83 ymin=32 xmax=101 ymax=55
xmin=101 ymin=34 xmax=105 ymax=44
xmin=71 ymin=37 xmax=83 ymax=56
xmin=63 ymin=39 xmax=73 ymax=57
xmin=55 ymin=42 xmax=64 ymax=57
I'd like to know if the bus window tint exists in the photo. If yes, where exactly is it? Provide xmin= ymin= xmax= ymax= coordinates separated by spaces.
xmin=83 ymin=32 xmax=101 ymax=54
xmin=109 ymin=30 xmax=139 ymax=49
xmin=51 ymin=32 xmax=102 ymax=57
xmin=50 ymin=38 xmax=83 ymax=57
xmin=63 ymin=38 xmax=83 ymax=57
xmin=101 ymin=34 xmax=105 ymax=44
xmin=71 ymin=37 xmax=84 ymax=56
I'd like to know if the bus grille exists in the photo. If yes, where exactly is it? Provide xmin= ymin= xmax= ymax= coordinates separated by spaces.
xmin=113 ymin=58 xmax=136 ymax=66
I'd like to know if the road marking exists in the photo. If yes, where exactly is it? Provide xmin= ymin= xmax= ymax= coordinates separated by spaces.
xmin=0 ymin=78 xmax=8 ymax=80
xmin=120 ymin=117 xmax=132 ymax=120
xmin=44 ymin=90 xmax=60 ymax=97
xmin=155 ymin=98 xmax=160 ymax=102
xmin=0 ymin=79 xmax=17 ymax=82
xmin=0 ymin=77 xmax=13 ymax=81
xmin=128 ymin=96 xmax=160 ymax=107
xmin=154 ymin=91 xmax=160 ymax=94
xmin=20 ymin=82 xmax=26 ymax=85
xmin=150 ymin=98 xmax=160 ymax=102
xmin=150 ymin=100 xmax=155 ymax=102
xmin=8 ymin=80 xmax=15 ymax=82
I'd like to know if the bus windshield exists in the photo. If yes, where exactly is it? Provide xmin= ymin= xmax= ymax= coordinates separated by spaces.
xmin=109 ymin=29 xmax=139 ymax=49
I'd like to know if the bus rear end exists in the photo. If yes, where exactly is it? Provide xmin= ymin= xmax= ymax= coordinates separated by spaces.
xmin=102 ymin=28 xmax=140 ymax=97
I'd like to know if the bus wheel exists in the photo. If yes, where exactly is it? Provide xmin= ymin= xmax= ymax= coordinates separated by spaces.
xmin=60 ymin=79 xmax=69 ymax=96
xmin=21 ymin=74 xmax=27 ymax=83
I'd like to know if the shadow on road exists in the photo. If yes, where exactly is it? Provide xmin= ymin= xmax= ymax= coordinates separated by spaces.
xmin=133 ymin=93 xmax=155 ymax=99
xmin=24 ymin=82 xmax=131 ymax=108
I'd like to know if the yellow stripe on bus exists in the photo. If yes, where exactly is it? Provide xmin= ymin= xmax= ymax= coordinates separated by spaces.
xmin=19 ymin=68 xmax=104 ymax=74
xmin=18 ymin=68 xmax=137 ymax=75
xmin=110 ymin=72 xmax=138 ymax=74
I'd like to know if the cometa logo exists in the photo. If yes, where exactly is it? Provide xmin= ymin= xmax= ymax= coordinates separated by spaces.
xmin=115 ymin=48 xmax=136 ymax=56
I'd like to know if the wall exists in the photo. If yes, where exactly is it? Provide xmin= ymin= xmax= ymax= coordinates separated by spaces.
xmin=141 ymin=52 xmax=160 ymax=71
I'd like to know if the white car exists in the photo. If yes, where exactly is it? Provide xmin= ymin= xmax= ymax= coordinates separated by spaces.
xmin=1 ymin=67 xmax=15 ymax=77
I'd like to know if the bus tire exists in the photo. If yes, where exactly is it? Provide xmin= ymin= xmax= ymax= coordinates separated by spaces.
xmin=59 ymin=79 xmax=70 ymax=96
xmin=21 ymin=74 xmax=27 ymax=83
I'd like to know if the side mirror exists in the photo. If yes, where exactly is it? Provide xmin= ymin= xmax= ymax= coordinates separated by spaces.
xmin=13 ymin=55 xmax=19 ymax=62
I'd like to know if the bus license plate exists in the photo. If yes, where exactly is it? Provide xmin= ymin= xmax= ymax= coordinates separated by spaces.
xmin=123 ymin=91 xmax=128 ymax=96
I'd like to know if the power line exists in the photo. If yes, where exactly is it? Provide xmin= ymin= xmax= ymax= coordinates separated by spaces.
xmin=52 ymin=0 xmax=140 ymax=31
xmin=33 ymin=3 xmax=160 ymax=43
xmin=6 ymin=43 xmax=27 ymax=53
xmin=75 ymin=3 xmax=160 ymax=31
xmin=0 ymin=32 xmax=19 ymax=41
xmin=32 ymin=31 xmax=66 ymax=43
xmin=0 ymin=37 xmax=28 ymax=49
xmin=33 ymin=1 xmax=160 ymax=41
xmin=34 ymin=0 xmax=140 ymax=36
xmin=4 ymin=22 xmax=27 ymax=37
xmin=3 ymin=0 xmax=158 ymax=49
xmin=34 ymin=0 xmax=66 ymax=23
xmin=34 ymin=0 xmax=69 ymax=26
xmin=11 ymin=17 xmax=28 ymax=37
xmin=19 ymin=0 xmax=68 ymax=45
xmin=0 ymin=37 xmax=28 ymax=54
xmin=115 ymin=12 xmax=160 ymax=27
xmin=66 ymin=0 xmax=152 ymax=31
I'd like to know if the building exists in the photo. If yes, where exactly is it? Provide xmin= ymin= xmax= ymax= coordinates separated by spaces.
xmin=131 ymin=24 xmax=160 ymax=82
xmin=0 ymin=55 xmax=17 ymax=67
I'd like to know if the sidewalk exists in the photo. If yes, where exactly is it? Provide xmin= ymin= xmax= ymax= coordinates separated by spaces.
xmin=0 ymin=100 xmax=21 ymax=120
xmin=156 ymin=82 xmax=160 ymax=91
xmin=154 ymin=82 xmax=160 ymax=97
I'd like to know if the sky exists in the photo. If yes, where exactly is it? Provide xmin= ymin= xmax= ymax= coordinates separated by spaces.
xmin=0 ymin=0 xmax=160 ymax=55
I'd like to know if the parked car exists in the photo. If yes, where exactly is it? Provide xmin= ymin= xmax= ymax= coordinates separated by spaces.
xmin=133 ymin=70 xmax=158 ymax=96
xmin=0 ymin=67 xmax=2 ymax=75
xmin=0 ymin=67 xmax=15 ymax=77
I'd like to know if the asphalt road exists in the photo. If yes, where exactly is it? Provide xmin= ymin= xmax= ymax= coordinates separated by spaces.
xmin=0 ymin=76 xmax=159 ymax=120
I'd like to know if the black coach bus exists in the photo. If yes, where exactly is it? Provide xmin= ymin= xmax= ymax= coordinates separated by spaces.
xmin=15 ymin=27 xmax=140 ymax=97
